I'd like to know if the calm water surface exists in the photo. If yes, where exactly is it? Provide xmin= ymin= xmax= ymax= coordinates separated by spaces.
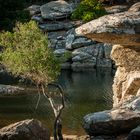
xmin=0 ymin=69 xmax=114 ymax=135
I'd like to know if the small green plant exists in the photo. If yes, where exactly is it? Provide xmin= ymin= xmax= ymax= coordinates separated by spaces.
xmin=71 ymin=0 xmax=106 ymax=22
xmin=59 ymin=51 xmax=72 ymax=63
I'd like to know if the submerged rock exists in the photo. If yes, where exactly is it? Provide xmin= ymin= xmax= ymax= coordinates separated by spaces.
xmin=0 ymin=119 xmax=50 ymax=140
xmin=0 ymin=85 xmax=24 ymax=94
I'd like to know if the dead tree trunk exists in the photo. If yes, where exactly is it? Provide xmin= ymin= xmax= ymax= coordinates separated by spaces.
xmin=41 ymin=83 xmax=65 ymax=140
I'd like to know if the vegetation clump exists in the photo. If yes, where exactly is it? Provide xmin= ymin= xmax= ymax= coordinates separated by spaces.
xmin=71 ymin=0 xmax=106 ymax=22
xmin=0 ymin=21 xmax=60 ymax=85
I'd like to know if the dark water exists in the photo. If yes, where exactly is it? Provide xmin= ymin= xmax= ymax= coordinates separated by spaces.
xmin=0 ymin=68 xmax=114 ymax=135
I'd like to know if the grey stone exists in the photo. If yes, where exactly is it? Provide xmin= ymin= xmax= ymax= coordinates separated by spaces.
xmin=71 ymin=37 xmax=93 ymax=49
xmin=31 ymin=15 xmax=43 ymax=23
xmin=0 ymin=84 xmax=24 ymax=94
xmin=26 ymin=5 xmax=41 ymax=16
xmin=39 ymin=22 xmax=73 ymax=32
xmin=97 ymin=58 xmax=112 ymax=67
xmin=127 ymin=125 xmax=140 ymax=140
xmin=125 ymin=96 xmax=140 ymax=111
xmin=66 ymin=32 xmax=75 ymax=50
xmin=72 ymin=45 xmax=99 ymax=63
xmin=48 ymin=31 xmax=67 ymax=41
xmin=55 ymin=40 xmax=66 ymax=49
xmin=40 ymin=0 xmax=73 ymax=20
xmin=72 ymin=44 xmax=99 ymax=57
xmin=72 ymin=54 xmax=93 ymax=62
xmin=83 ymin=108 xmax=140 ymax=136
xmin=104 ymin=43 xmax=112 ymax=59
xmin=54 ymin=49 xmax=67 ymax=57
xmin=0 ymin=119 xmax=50 ymax=140
xmin=98 ymin=44 xmax=104 ymax=58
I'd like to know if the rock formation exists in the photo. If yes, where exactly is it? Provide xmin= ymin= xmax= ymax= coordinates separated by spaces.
xmin=0 ymin=119 xmax=50 ymax=140
xmin=40 ymin=0 xmax=73 ymax=20
xmin=75 ymin=1 xmax=140 ymax=139
xmin=75 ymin=1 xmax=140 ymax=107
xmin=26 ymin=0 xmax=116 ymax=70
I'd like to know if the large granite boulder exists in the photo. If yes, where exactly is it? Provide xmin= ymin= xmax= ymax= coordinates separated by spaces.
xmin=0 ymin=119 xmax=50 ymax=140
xmin=40 ymin=0 xmax=73 ymax=20
xmin=75 ymin=2 xmax=140 ymax=47
xmin=83 ymin=96 xmax=140 ymax=136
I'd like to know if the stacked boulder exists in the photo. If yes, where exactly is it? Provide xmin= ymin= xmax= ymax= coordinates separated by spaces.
xmin=27 ymin=0 xmax=114 ymax=71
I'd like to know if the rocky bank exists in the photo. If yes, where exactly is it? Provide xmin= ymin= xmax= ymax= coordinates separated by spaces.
xmin=75 ymin=1 xmax=140 ymax=140
xmin=26 ymin=0 xmax=117 ymax=71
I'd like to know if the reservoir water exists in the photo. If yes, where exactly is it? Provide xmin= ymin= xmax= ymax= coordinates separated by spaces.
xmin=0 ymin=68 xmax=114 ymax=135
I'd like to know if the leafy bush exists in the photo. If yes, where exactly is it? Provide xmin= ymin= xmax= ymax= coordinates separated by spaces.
xmin=71 ymin=0 xmax=106 ymax=22
xmin=0 ymin=21 xmax=60 ymax=85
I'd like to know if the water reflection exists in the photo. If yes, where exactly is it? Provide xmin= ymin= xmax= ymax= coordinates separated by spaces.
xmin=0 ymin=68 xmax=114 ymax=135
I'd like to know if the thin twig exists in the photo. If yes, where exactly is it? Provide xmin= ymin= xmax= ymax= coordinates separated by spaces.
xmin=35 ymin=84 xmax=41 ymax=110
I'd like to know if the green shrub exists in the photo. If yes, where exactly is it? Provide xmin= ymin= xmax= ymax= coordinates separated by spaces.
xmin=71 ymin=0 xmax=106 ymax=22
xmin=0 ymin=21 xmax=60 ymax=85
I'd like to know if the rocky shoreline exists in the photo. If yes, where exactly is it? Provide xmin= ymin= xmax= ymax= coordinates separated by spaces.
xmin=26 ymin=0 xmax=116 ymax=71
xmin=0 ymin=0 xmax=140 ymax=140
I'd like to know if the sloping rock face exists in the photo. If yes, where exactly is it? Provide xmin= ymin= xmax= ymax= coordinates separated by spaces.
xmin=0 ymin=119 xmax=50 ymax=140
xmin=40 ymin=0 xmax=73 ymax=20
xmin=111 ymin=45 xmax=140 ymax=107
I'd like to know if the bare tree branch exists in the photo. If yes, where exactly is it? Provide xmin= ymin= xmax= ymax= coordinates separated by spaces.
xmin=35 ymin=84 xmax=41 ymax=110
